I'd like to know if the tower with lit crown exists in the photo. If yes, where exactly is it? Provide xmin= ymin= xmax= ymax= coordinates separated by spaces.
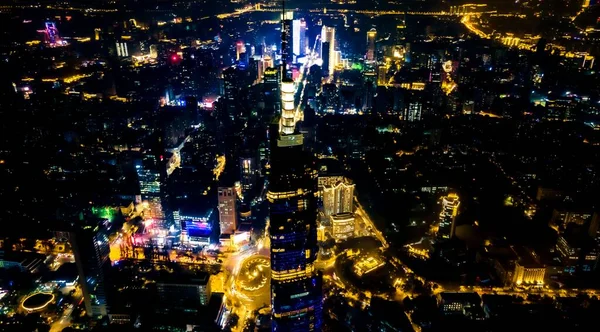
xmin=269 ymin=1 xmax=323 ymax=331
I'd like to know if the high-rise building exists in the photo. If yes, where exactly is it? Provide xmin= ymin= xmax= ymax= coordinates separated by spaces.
xmin=293 ymin=19 xmax=301 ymax=57
xmin=292 ymin=18 xmax=307 ymax=57
xmin=299 ymin=19 xmax=307 ymax=56
xmin=438 ymin=193 xmax=460 ymax=240
xmin=116 ymin=42 xmax=129 ymax=57
xmin=321 ymin=26 xmax=336 ymax=76
xmin=322 ymin=178 xmax=355 ymax=218
xmin=377 ymin=64 xmax=388 ymax=86
xmin=156 ymin=271 xmax=212 ymax=310
xmin=236 ymin=41 xmax=246 ymax=61
xmin=240 ymin=154 xmax=259 ymax=197
xmin=404 ymin=102 xmax=422 ymax=122
xmin=366 ymin=28 xmax=376 ymax=61
xmin=269 ymin=116 xmax=322 ymax=330
xmin=56 ymin=217 xmax=111 ymax=318
xmin=269 ymin=17 xmax=322 ymax=327
xmin=321 ymin=41 xmax=331 ymax=76
xmin=218 ymin=187 xmax=237 ymax=235
xmin=281 ymin=11 xmax=293 ymax=69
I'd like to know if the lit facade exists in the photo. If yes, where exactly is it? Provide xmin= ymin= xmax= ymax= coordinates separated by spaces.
xmin=280 ymin=79 xmax=296 ymax=135
xmin=321 ymin=26 xmax=336 ymax=76
xmin=330 ymin=212 xmax=356 ymax=241
xmin=240 ymin=155 xmax=259 ymax=195
xmin=299 ymin=19 xmax=307 ymax=56
xmin=218 ymin=187 xmax=237 ymax=235
xmin=116 ymin=42 xmax=129 ymax=57
xmin=268 ymin=125 xmax=323 ymax=330
xmin=269 ymin=25 xmax=322 ymax=327
xmin=366 ymin=28 xmax=376 ymax=61
xmin=513 ymin=263 xmax=545 ymax=285
xmin=281 ymin=11 xmax=293 ymax=68
xmin=438 ymin=193 xmax=459 ymax=240
xmin=322 ymin=178 xmax=354 ymax=218
xmin=292 ymin=19 xmax=301 ymax=57
xmin=404 ymin=102 xmax=422 ymax=122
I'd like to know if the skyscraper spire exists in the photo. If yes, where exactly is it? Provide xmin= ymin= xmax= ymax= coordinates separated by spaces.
xmin=279 ymin=0 xmax=296 ymax=135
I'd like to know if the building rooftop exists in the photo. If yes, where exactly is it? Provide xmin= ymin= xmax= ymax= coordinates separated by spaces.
xmin=155 ymin=270 xmax=210 ymax=286
xmin=511 ymin=246 xmax=543 ymax=268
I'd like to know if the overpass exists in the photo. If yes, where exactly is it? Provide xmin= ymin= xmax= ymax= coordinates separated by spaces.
xmin=217 ymin=4 xmax=496 ymax=19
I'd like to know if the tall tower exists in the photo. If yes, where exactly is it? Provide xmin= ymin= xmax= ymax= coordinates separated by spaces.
xmin=438 ymin=193 xmax=460 ymax=240
xmin=293 ymin=18 xmax=307 ymax=57
xmin=218 ymin=187 xmax=237 ymax=235
xmin=56 ymin=217 xmax=111 ymax=319
xmin=299 ymin=18 xmax=307 ymax=56
xmin=321 ymin=26 xmax=336 ymax=76
xmin=293 ymin=19 xmax=301 ymax=57
xmin=367 ymin=28 xmax=377 ymax=62
xmin=281 ymin=11 xmax=293 ymax=73
xmin=269 ymin=2 xmax=323 ymax=330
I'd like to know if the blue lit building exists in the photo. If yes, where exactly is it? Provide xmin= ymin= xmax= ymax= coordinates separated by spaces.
xmin=268 ymin=55 xmax=322 ymax=332
xmin=268 ymin=115 xmax=322 ymax=331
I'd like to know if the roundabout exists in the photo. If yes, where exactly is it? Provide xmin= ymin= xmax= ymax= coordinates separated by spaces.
xmin=21 ymin=292 xmax=55 ymax=312
xmin=237 ymin=256 xmax=270 ymax=292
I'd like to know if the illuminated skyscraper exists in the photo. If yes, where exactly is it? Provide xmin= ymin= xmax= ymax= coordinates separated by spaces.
xmin=321 ymin=26 xmax=336 ymax=76
xmin=269 ymin=8 xmax=322 ymax=331
xmin=218 ymin=187 xmax=237 ymax=235
xmin=116 ymin=42 xmax=129 ymax=57
xmin=438 ymin=193 xmax=460 ymax=240
xmin=281 ymin=11 xmax=293 ymax=69
xmin=366 ymin=28 xmax=376 ymax=61
xmin=293 ymin=19 xmax=301 ymax=57
xmin=299 ymin=19 xmax=307 ymax=55
xmin=292 ymin=18 xmax=307 ymax=58
xmin=236 ymin=41 xmax=246 ymax=61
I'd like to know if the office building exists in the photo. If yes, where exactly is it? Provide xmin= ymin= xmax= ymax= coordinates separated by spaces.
xmin=321 ymin=41 xmax=331 ymax=76
xmin=218 ymin=187 xmax=237 ymax=235
xmin=291 ymin=18 xmax=307 ymax=57
xmin=439 ymin=292 xmax=485 ymax=319
xmin=321 ymin=26 xmax=336 ymax=76
xmin=366 ymin=28 xmax=376 ymax=61
xmin=403 ymin=102 xmax=422 ymax=122
xmin=156 ymin=271 xmax=212 ymax=311
xmin=322 ymin=178 xmax=354 ymax=218
xmin=56 ymin=218 xmax=111 ymax=318
xmin=511 ymin=246 xmax=545 ymax=285
xmin=438 ymin=193 xmax=460 ymax=240
xmin=240 ymin=154 xmax=259 ymax=196
xmin=116 ymin=42 xmax=128 ymax=57
xmin=293 ymin=19 xmax=301 ymax=57
xmin=299 ymin=19 xmax=307 ymax=56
